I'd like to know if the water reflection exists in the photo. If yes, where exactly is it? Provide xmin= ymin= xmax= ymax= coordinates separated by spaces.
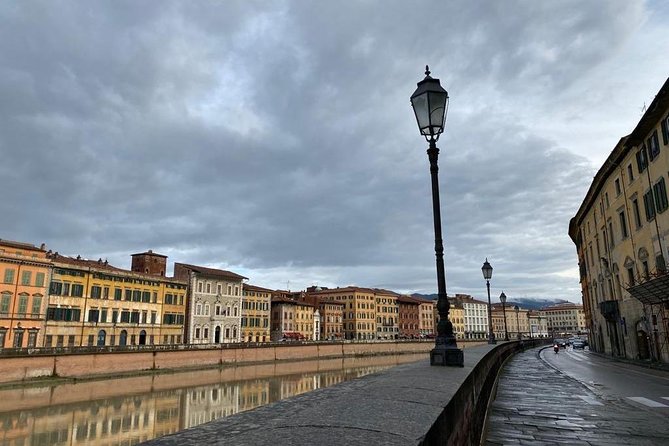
xmin=0 ymin=353 xmax=425 ymax=445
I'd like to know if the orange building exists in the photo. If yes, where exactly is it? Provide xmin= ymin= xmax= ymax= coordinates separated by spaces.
xmin=0 ymin=239 xmax=51 ymax=348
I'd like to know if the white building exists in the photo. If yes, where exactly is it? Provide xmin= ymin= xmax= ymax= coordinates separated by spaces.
xmin=174 ymin=263 xmax=247 ymax=345
xmin=451 ymin=294 xmax=489 ymax=340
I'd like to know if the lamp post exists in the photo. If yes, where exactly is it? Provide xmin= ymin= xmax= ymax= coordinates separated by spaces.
xmin=526 ymin=311 xmax=532 ymax=339
xmin=514 ymin=305 xmax=521 ymax=340
xmin=499 ymin=291 xmax=509 ymax=341
xmin=410 ymin=66 xmax=463 ymax=367
xmin=481 ymin=259 xmax=495 ymax=344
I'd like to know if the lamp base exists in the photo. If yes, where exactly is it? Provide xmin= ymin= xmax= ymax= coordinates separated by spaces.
xmin=430 ymin=345 xmax=464 ymax=367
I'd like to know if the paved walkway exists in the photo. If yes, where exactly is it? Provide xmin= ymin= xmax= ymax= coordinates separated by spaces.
xmin=484 ymin=347 xmax=669 ymax=445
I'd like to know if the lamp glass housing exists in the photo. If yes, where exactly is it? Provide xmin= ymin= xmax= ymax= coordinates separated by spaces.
xmin=499 ymin=292 xmax=507 ymax=304
xmin=481 ymin=260 xmax=493 ymax=280
xmin=410 ymin=71 xmax=449 ymax=138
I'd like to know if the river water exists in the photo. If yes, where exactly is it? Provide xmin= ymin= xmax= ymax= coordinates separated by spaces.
xmin=0 ymin=353 xmax=425 ymax=445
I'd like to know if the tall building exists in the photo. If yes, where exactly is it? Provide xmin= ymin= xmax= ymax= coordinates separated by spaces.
xmin=241 ymin=284 xmax=271 ymax=342
xmin=373 ymin=289 xmax=399 ymax=339
xmin=269 ymin=295 xmax=316 ymax=341
xmin=447 ymin=298 xmax=465 ymax=339
xmin=397 ymin=295 xmax=420 ymax=339
xmin=541 ymin=303 xmax=586 ymax=337
xmin=302 ymin=287 xmax=344 ymax=340
xmin=45 ymin=253 xmax=187 ymax=347
xmin=569 ymin=77 xmax=669 ymax=363
xmin=305 ymin=287 xmax=376 ymax=340
xmin=0 ymin=239 xmax=50 ymax=348
xmin=412 ymin=296 xmax=436 ymax=337
xmin=174 ymin=263 xmax=246 ymax=345
xmin=449 ymin=294 xmax=489 ymax=340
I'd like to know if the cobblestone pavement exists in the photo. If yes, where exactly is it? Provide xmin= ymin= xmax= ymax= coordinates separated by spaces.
xmin=484 ymin=347 xmax=669 ymax=445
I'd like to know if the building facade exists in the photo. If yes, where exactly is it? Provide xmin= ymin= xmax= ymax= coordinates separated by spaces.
xmin=306 ymin=287 xmax=376 ymax=340
xmin=0 ymin=239 xmax=50 ymax=348
xmin=397 ymin=295 xmax=420 ymax=339
xmin=270 ymin=296 xmax=316 ymax=341
xmin=241 ymin=284 xmax=271 ymax=342
xmin=569 ymin=77 xmax=669 ymax=363
xmin=373 ymin=289 xmax=399 ymax=339
xmin=447 ymin=298 xmax=466 ymax=340
xmin=414 ymin=296 xmax=436 ymax=337
xmin=542 ymin=303 xmax=587 ymax=337
xmin=450 ymin=294 xmax=488 ymax=340
xmin=174 ymin=263 xmax=246 ymax=345
xmin=45 ymin=253 xmax=187 ymax=348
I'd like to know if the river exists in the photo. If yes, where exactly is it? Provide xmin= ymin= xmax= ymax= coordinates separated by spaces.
xmin=0 ymin=353 xmax=425 ymax=445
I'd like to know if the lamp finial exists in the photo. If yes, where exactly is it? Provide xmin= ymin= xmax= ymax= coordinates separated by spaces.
xmin=425 ymin=65 xmax=430 ymax=76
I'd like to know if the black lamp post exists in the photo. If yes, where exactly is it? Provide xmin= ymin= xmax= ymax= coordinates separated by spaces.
xmin=481 ymin=259 xmax=495 ymax=344
xmin=514 ymin=305 xmax=521 ymax=340
xmin=410 ymin=66 xmax=463 ymax=367
xmin=526 ymin=311 xmax=532 ymax=339
xmin=500 ymin=291 xmax=509 ymax=341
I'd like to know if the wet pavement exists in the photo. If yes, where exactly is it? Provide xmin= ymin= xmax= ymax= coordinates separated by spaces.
xmin=484 ymin=347 xmax=669 ymax=445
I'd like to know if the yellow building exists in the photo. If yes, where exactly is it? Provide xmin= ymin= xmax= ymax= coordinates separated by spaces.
xmin=270 ymin=295 xmax=316 ymax=341
xmin=241 ymin=284 xmax=271 ymax=342
xmin=570 ymin=77 xmax=669 ymax=363
xmin=373 ymin=289 xmax=399 ymax=339
xmin=445 ymin=299 xmax=465 ymax=340
xmin=45 ymin=252 xmax=187 ymax=347
xmin=0 ymin=239 xmax=51 ymax=348
xmin=307 ymin=287 xmax=376 ymax=340
xmin=542 ymin=303 xmax=587 ymax=337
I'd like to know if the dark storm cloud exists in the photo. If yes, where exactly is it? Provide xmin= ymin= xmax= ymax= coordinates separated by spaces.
xmin=0 ymin=0 xmax=663 ymax=301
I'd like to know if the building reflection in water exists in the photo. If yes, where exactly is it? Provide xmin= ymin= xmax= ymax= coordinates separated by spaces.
xmin=0 ymin=353 xmax=425 ymax=445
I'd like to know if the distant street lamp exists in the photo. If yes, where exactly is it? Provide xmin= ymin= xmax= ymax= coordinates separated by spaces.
xmin=526 ymin=311 xmax=532 ymax=339
xmin=514 ymin=305 xmax=521 ymax=340
xmin=500 ymin=291 xmax=509 ymax=341
xmin=481 ymin=259 xmax=495 ymax=344
xmin=410 ymin=66 xmax=463 ymax=367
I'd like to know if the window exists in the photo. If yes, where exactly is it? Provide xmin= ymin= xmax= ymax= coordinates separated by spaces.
xmin=0 ymin=293 xmax=10 ymax=314
xmin=114 ymin=288 xmax=122 ymax=300
xmin=88 ymin=309 xmax=100 ymax=323
xmin=627 ymin=164 xmax=634 ymax=183
xmin=198 ymin=282 xmax=203 ymax=292
xmin=632 ymin=198 xmax=642 ymax=229
xmin=91 ymin=286 xmax=102 ymax=299
xmin=142 ymin=291 xmax=150 ymax=303
xmin=101 ymin=308 xmax=108 ymax=323
xmin=206 ymin=283 xmax=211 ymax=293
xmin=120 ymin=311 xmax=130 ymax=323
xmin=653 ymin=177 xmax=669 ymax=213
xmin=21 ymin=271 xmax=31 ymax=286
xmin=648 ymin=131 xmax=660 ymax=161
xmin=125 ymin=289 xmax=132 ymax=301
xmin=71 ymin=284 xmax=83 ymax=297
xmin=644 ymin=190 xmax=656 ymax=221
xmin=3 ymin=268 xmax=14 ymax=284
xmin=31 ymin=296 xmax=42 ymax=316
xmin=46 ymin=307 xmax=81 ymax=321
xmin=662 ymin=114 xmax=669 ymax=145
xmin=35 ymin=272 xmax=45 ymax=287
xmin=657 ymin=254 xmax=666 ymax=274
xmin=615 ymin=178 xmax=621 ymax=196
xmin=637 ymin=146 xmax=648 ymax=173
xmin=132 ymin=290 xmax=141 ymax=302
xmin=103 ymin=287 xmax=109 ymax=299
xmin=17 ymin=294 xmax=28 ymax=316
xmin=619 ymin=211 xmax=628 ymax=238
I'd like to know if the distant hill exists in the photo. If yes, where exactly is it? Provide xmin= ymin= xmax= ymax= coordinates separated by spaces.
xmin=411 ymin=294 xmax=573 ymax=310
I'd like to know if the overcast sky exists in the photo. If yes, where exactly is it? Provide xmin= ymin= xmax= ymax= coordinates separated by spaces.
xmin=2 ymin=1 xmax=668 ymax=303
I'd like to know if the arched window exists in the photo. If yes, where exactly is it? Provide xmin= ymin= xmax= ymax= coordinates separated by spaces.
xmin=233 ymin=306 xmax=238 ymax=317
xmin=119 ymin=330 xmax=128 ymax=346
xmin=198 ymin=282 xmax=203 ymax=292
xmin=226 ymin=305 xmax=231 ymax=316
xmin=215 ymin=305 xmax=221 ymax=315
xmin=97 ymin=330 xmax=106 ymax=346
xmin=196 ymin=303 xmax=202 ymax=315
xmin=204 ymin=303 xmax=210 ymax=316
xmin=203 ymin=326 xmax=209 ymax=340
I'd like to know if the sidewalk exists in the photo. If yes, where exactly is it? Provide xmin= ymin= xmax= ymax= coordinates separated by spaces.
xmin=484 ymin=347 xmax=669 ymax=445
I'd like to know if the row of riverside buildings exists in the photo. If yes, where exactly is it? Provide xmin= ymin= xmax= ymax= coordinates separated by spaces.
xmin=0 ymin=238 xmax=585 ymax=349
xmin=570 ymin=76 xmax=669 ymax=364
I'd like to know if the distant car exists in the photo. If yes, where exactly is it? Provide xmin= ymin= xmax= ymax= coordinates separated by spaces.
xmin=554 ymin=339 xmax=567 ymax=348
xmin=572 ymin=340 xmax=586 ymax=349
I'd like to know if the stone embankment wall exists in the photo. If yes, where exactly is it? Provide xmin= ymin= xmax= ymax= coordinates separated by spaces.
xmin=0 ymin=341 xmax=485 ymax=386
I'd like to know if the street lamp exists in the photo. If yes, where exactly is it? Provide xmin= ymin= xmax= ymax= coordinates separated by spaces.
xmin=526 ymin=311 xmax=532 ymax=339
xmin=514 ymin=305 xmax=521 ymax=340
xmin=481 ymin=259 xmax=495 ymax=344
xmin=410 ymin=66 xmax=463 ymax=367
xmin=499 ymin=291 xmax=509 ymax=341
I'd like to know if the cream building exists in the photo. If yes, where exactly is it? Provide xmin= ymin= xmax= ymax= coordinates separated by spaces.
xmin=570 ymin=77 xmax=669 ymax=363
xmin=542 ymin=303 xmax=587 ymax=337
xmin=174 ymin=263 xmax=246 ymax=345
xmin=450 ymin=294 xmax=488 ymax=340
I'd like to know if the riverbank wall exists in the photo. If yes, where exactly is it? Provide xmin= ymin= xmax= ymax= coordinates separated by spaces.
xmin=0 ymin=340 xmax=484 ymax=386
